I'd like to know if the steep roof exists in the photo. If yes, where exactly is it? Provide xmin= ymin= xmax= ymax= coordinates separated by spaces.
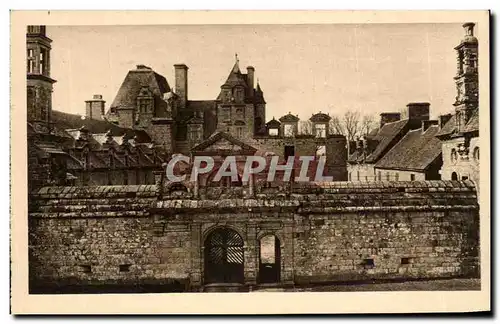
xmin=436 ymin=109 xmax=479 ymax=138
xmin=110 ymin=65 xmax=170 ymax=110
xmin=222 ymin=61 xmax=248 ymax=88
xmin=52 ymin=110 xmax=123 ymax=134
xmin=375 ymin=125 xmax=442 ymax=171
xmin=51 ymin=110 xmax=152 ymax=143
xmin=364 ymin=119 xmax=410 ymax=164
xmin=463 ymin=109 xmax=479 ymax=133
xmin=436 ymin=114 xmax=457 ymax=137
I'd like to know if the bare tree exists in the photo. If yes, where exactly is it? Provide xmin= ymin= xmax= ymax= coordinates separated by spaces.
xmin=360 ymin=114 xmax=376 ymax=136
xmin=343 ymin=110 xmax=361 ymax=142
xmin=399 ymin=107 xmax=409 ymax=119
xmin=329 ymin=116 xmax=345 ymax=135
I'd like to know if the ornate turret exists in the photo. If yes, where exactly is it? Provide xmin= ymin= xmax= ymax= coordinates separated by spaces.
xmin=454 ymin=22 xmax=479 ymax=133
xmin=26 ymin=25 xmax=57 ymax=130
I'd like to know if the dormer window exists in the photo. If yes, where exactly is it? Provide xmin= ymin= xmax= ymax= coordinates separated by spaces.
xmin=234 ymin=87 xmax=244 ymax=102
xmin=269 ymin=128 xmax=279 ymax=136
xmin=284 ymin=124 xmax=295 ymax=137
xmin=315 ymin=124 xmax=326 ymax=138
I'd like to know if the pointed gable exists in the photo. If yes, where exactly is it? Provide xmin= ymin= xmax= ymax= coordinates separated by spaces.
xmin=191 ymin=131 xmax=257 ymax=155
xmin=221 ymin=59 xmax=248 ymax=88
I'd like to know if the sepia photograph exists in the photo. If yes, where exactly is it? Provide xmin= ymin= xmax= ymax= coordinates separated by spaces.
xmin=10 ymin=10 xmax=490 ymax=314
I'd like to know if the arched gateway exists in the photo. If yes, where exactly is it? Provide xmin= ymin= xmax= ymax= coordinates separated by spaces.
xmin=204 ymin=228 xmax=244 ymax=284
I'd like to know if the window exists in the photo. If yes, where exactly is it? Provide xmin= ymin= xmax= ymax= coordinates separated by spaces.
xmin=462 ymin=176 xmax=469 ymax=181
xmin=395 ymin=173 xmax=399 ymax=181
xmin=220 ymin=106 xmax=231 ymax=123
xmin=284 ymin=124 xmax=295 ymax=137
xmin=348 ymin=172 xmax=352 ymax=181
xmin=386 ymin=173 xmax=390 ymax=181
xmin=362 ymin=258 xmax=375 ymax=269
xmin=188 ymin=127 xmax=201 ymax=142
xmin=357 ymin=170 xmax=360 ymax=181
xmin=451 ymin=148 xmax=458 ymax=163
xmin=284 ymin=145 xmax=295 ymax=160
xmin=451 ymin=172 xmax=458 ymax=181
xmin=401 ymin=257 xmax=411 ymax=265
xmin=236 ymin=126 xmax=244 ymax=138
xmin=79 ymin=265 xmax=92 ymax=273
xmin=119 ymin=264 xmax=131 ymax=272
xmin=27 ymin=49 xmax=35 ymax=73
xmin=378 ymin=171 xmax=381 ymax=181
xmin=315 ymin=124 xmax=326 ymax=138
xmin=473 ymin=147 xmax=479 ymax=161
xmin=39 ymin=50 xmax=44 ymax=74
xmin=234 ymin=88 xmax=244 ymax=102
xmin=269 ymin=128 xmax=279 ymax=136
xmin=410 ymin=174 xmax=415 ymax=181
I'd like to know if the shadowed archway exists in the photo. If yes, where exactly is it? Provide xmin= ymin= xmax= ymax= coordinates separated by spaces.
xmin=204 ymin=227 xmax=244 ymax=284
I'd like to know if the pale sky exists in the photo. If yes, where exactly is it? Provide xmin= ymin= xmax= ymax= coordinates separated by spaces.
xmin=47 ymin=23 xmax=465 ymax=121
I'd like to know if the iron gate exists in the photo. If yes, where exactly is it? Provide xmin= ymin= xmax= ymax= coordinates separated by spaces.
xmin=204 ymin=228 xmax=244 ymax=284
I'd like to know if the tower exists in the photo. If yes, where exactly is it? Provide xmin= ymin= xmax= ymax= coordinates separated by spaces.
xmin=26 ymin=25 xmax=56 ymax=131
xmin=454 ymin=22 xmax=478 ymax=133
xmin=216 ymin=55 xmax=256 ymax=139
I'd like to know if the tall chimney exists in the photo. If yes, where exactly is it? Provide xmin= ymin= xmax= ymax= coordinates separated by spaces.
xmin=438 ymin=113 xmax=453 ymax=129
xmin=379 ymin=112 xmax=401 ymax=128
xmin=85 ymin=94 xmax=105 ymax=120
xmin=247 ymin=66 xmax=255 ymax=98
xmin=407 ymin=102 xmax=430 ymax=123
xmin=174 ymin=64 xmax=188 ymax=109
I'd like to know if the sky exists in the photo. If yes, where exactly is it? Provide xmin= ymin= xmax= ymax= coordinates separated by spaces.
xmin=47 ymin=23 xmax=465 ymax=121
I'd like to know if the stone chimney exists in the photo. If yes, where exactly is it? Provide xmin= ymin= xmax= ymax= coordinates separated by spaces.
xmin=85 ymin=94 xmax=106 ymax=120
xmin=439 ymin=113 xmax=453 ymax=129
xmin=246 ymin=66 xmax=255 ymax=98
xmin=380 ymin=112 xmax=401 ymax=128
xmin=407 ymin=102 xmax=430 ymax=123
xmin=422 ymin=120 xmax=439 ymax=133
xmin=174 ymin=64 xmax=189 ymax=109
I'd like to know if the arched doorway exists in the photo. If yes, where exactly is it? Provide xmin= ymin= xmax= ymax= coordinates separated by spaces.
xmin=258 ymin=235 xmax=281 ymax=284
xmin=204 ymin=228 xmax=244 ymax=284
xmin=451 ymin=172 xmax=458 ymax=180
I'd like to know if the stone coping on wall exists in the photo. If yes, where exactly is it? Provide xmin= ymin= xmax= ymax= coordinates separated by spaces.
xmin=31 ymin=180 xmax=477 ymax=198
xmin=29 ymin=180 xmax=479 ymax=218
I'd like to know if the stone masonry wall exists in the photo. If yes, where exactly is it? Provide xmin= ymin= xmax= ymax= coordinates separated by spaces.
xmin=29 ymin=180 xmax=479 ymax=292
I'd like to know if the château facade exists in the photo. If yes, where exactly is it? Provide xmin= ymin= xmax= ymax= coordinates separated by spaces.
xmin=26 ymin=26 xmax=348 ymax=191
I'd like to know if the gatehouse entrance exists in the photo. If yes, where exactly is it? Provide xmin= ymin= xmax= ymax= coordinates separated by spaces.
xmin=204 ymin=228 xmax=244 ymax=284
xmin=258 ymin=235 xmax=281 ymax=284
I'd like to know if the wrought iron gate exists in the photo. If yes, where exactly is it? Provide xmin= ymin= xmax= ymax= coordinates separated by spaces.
xmin=204 ymin=228 xmax=244 ymax=284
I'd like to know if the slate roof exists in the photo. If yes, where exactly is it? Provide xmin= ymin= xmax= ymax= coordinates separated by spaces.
xmin=109 ymin=65 xmax=171 ymax=117
xmin=436 ymin=109 xmax=479 ymax=138
xmin=222 ymin=61 xmax=248 ymax=88
xmin=363 ymin=119 xmax=410 ymax=164
xmin=375 ymin=125 xmax=442 ymax=172
xmin=51 ymin=110 xmax=152 ymax=143
xmin=463 ymin=109 xmax=479 ymax=133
